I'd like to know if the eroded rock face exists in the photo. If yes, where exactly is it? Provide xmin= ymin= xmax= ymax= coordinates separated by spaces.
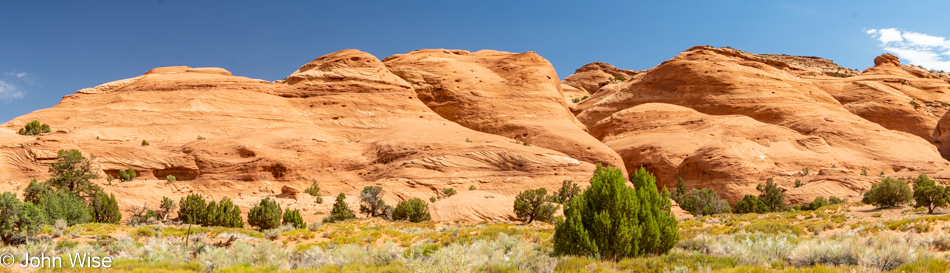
xmin=0 ymin=50 xmax=596 ymax=223
xmin=573 ymin=46 xmax=949 ymax=202
xmin=382 ymin=49 xmax=626 ymax=172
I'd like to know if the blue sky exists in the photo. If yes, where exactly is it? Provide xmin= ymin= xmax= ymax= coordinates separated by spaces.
xmin=1 ymin=1 xmax=948 ymax=123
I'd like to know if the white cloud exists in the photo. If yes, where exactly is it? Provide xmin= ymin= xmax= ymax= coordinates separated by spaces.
xmin=0 ymin=80 xmax=24 ymax=100
xmin=5 ymin=72 xmax=27 ymax=78
xmin=866 ymin=28 xmax=950 ymax=71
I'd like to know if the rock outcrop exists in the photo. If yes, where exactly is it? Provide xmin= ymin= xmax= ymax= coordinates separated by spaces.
xmin=574 ymin=46 xmax=949 ymax=202
xmin=382 ymin=49 xmax=626 ymax=171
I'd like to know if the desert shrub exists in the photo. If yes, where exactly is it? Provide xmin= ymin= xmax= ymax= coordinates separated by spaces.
xmin=829 ymin=196 xmax=847 ymax=205
xmin=0 ymin=192 xmax=47 ymax=244
xmin=679 ymin=188 xmax=731 ymax=216
xmin=757 ymin=178 xmax=787 ymax=212
xmin=282 ymin=209 xmax=305 ymax=229
xmin=513 ymin=188 xmax=557 ymax=223
xmin=165 ymin=175 xmax=175 ymax=183
xmin=913 ymin=174 xmax=947 ymax=214
xmin=308 ymin=221 xmax=321 ymax=231
xmin=141 ymin=140 xmax=149 ymax=146
xmin=39 ymin=190 xmax=91 ymax=226
xmin=90 ymin=192 xmax=121 ymax=224
xmin=119 ymin=168 xmax=137 ymax=182
xmin=442 ymin=188 xmax=457 ymax=198
xmin=323 ymin=193 xmax=356 ymax=223
xmin=429 ymin=197 xmax=437 ymax=203
xmin=359 ymin=186 xmax=392 ymax=220
xmin=800 ymin=196 xmax=830 ymax=211
xmin=553 ymin=179 xmax=581 ymax=204
xmin=794 ymin=179 xmax=803 ymax=188
xmin=208 ymin=197 xmax=243 ymax=228
xmin=248 ymin=197 xmax=282 ymax=230
xmin=304 ymin=180 xmax=323 ymax=204
xmin=17 ymin=120 xmax=51 ymax=136
xmin=158 ymin=197 xmax=175 ymax=221
xmin=734 ymin=194 xmax=768 ymax=214
xmin=392 ymin=198 xmax=431 ymax=223
xmin=553 ymin=165 xmax=678 ymax=260
xmin=863 ymin=177 xmax=913 ymax=208
xmin=178 ymin=193 xmax=207 ymax=225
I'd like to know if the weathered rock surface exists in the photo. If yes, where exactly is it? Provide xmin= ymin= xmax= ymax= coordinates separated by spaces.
xmin=382 ymin=49 xmax=626 ymax=171
xmin=574 ymin=46 xmax=949 ymax=202
xmin=0 ymin=49 xmax=596 ymax=223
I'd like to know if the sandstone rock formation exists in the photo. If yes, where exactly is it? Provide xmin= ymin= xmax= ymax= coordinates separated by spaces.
xmin=382 ymin=49 xmax=625 ymax=171
xmin=0 ymin=49 xmax=597 ymax=223
xmin=574 ymin=46 xmax=949 ymax=202
xmin=4 ymin=45 xmax=950 ymax=222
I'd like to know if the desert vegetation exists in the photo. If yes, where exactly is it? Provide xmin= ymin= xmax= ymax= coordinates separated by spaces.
xmin=7 ymin=150 xmax=950 ymax=272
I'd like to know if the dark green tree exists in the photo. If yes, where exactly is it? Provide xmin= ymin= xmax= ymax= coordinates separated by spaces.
xmin=553 ymin=180 xmax=582 ymax=204
xmin=323 ymin=193 xmax=356 ymax=223
xmin=209 ymin=197 xmax=243 ymax=228
xmin=39 ymin=190 xmax=91 ymax=226
xmin=0 ymin=192 xmax=48 ymax=244
xmin=756 ymin=178 xmax=787 ymax=212
xmin=90 ymin=192 xmax=121 ymax=224
xmin=22 ymin=179 xmax=49 ymax=204
xmin=282 ymin=209 xmax=305 ymax=229
xmin=863 ymin=177 xmax=913 ymax=208
xmin=17 ymin=120 xmax=51 ymax=136
xmin=553 ymin=165 xmax=678 ymax=260
xmin=248 ymin=197 xmax=282 ymax=230
xmin=913 ymin=174 xmax=947 ymax=214
xmin=178 ymin=193 xmax=207 ymax=225
xmin=47 ymin=150 xmax=101 ymax=200
xmin=802 ymin=196 xmax=830 ymax=211
xmin=359 ymin=186 xmax=392 ymax=220
xmin=734 ymin=194 xmax=769 ymax=214
xmin=392 ymin=198 xmax=431 ymax=222
xmin=513 ymin=188 xmax=557 ymax=224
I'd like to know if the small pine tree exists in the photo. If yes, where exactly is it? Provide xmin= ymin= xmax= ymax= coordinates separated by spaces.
xmin=141 ymin=140 xmax=149 ymax=146
xmin=248 ymin=197 xmax=282 ymax=230
xmin=159 ymin=197 xmax=175 ymax=221
xmin=90 ymin=192 xmax=121 ymax=224
xmin=513 ymin=188 xmax=557 ymax=224
xmin=323 ymin=193 xmax=356 ymax=223
xmin=22 ymin=179 xmax=49 ymax=204
xmin=863 ymin=177 xmax=913 ymax=208
xmin=17 ymin=120 xmax=51 ymax=136
xmin=734 ymin=194 xmax=768 ymax=214
xmin=671 ymin=177 xmax=688 ymax=205
xmin=178 ymin=193 xmax=207 ymax=225
xmin=913 ymin=174 xmax=947 ymax=214
xmin=392 ymin=198 xmax=431 ymax=222
xmin=757 ymin=178 xmax=787 ymax=212
xmin=553 ymin=180 xmax=581 ymax=204
xmin=304 ymin=180 xmax=323 ymax=203
xmin=282 ymin=209 xmax=305 ymax=229
xmin=209 ymin=197 xmax=243 ymax=228
xmin=553 ymin=165 xmax=678 ymax=260
xmin=802 ymin=196 xmax=829 ymax=211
